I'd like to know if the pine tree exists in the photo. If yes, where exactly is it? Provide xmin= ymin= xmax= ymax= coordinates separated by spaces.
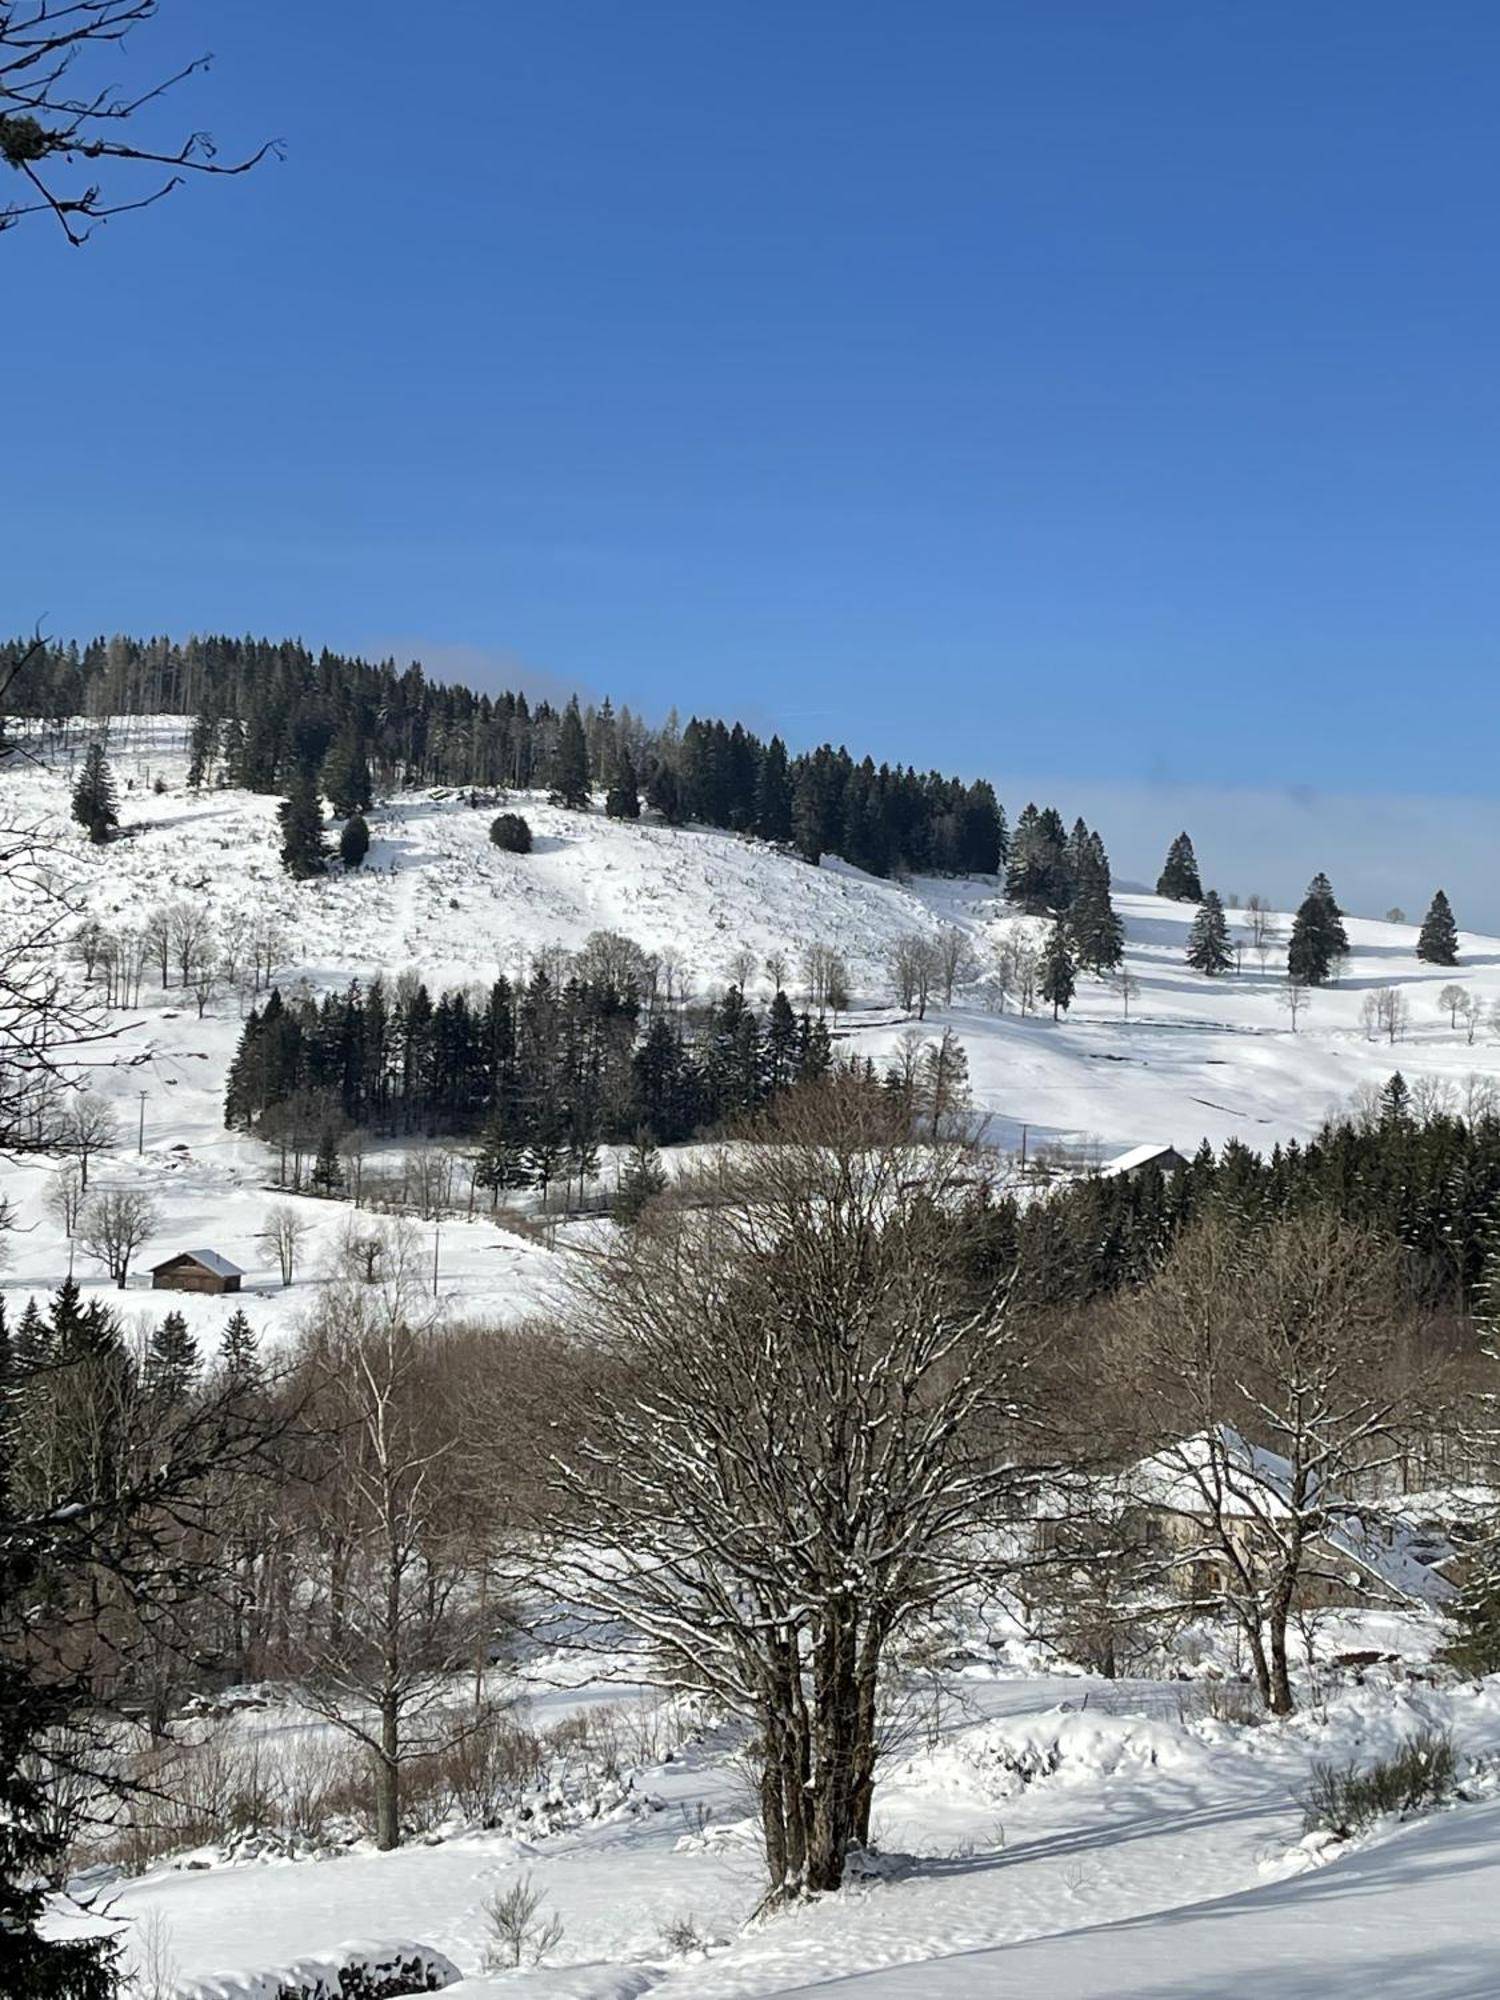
xmin=340 ymin=811 xmax=371 ymax=868
xmin=605 ymin=748 xmax=641 ymax=820
xmin=755 ymin=736 xmax=795 ymax=844
xmin=0 ymin=1299 xmax=120 ymax=1997
xmin=1155 ymin=831 xmax=1202 ymax=902
xmin=218 ymin=1307 xmax=262 ymax=1390
xmin=550 ymin=697 xmax=592 ymax=809
xmin=187 ymin=711 xmax=219 ymax=788
xmin=10 ymin=1296 xmax=51 ymax=1375
xmin=322 ymin=728 xmax=373 ymax=816
xmin=311 ymin=1128 xmax=345 ymax=1196
xmin=70 ymin=741 xmax=118 ymax=844
xmin=1070 ymin=834 xmax=1124 ymax=972
xmin=1287 ymin=872 xmax=1348 ymax=986
xmin=277 ymin=765 xmax=329 ymax=878
xmin=613 ymin=1131 xmax=668 ymax=1224
xmin=145 ymin=1309 xmax=199 ymax=1397
xmin=1041 ymin=920 xmax=1076 ymax=1019
xmin=1185 ymin=889 xmax=1233 ymax=975
xmin=1417 ymin=889 xmax=1459 ymax=967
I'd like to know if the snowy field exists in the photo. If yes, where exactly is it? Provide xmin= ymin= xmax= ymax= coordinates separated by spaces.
xmin=46 ymin=1660 xmax=1500 ymax=1998
xmin=8 ymin=721 xmax=1500 ymax=1995
xmin=7 ymin=717 xmax=1500 ymax=1359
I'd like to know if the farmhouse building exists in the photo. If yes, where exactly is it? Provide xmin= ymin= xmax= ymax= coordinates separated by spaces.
xmin=150 ymin=1249 xmax=243 ymax=1296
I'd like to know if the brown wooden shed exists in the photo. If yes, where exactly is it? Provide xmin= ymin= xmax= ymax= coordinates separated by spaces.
xmin=151 ymin=1249 xmax=243 ymax=1295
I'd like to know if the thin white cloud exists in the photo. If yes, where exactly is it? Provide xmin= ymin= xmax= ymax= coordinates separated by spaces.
xmin=361 ymin=636 xmax=597 ymax=711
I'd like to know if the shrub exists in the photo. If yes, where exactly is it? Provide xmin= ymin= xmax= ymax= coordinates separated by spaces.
xmin=479 ymin=1874 xmax=564 ymax=1971
xmin=340 ymin=813 xmax=370 ymax=868
xmin=489 ymin=813 xmax=533 ymax=854
xmin=1299 ymin=1727 xmax=1457 ymax=1839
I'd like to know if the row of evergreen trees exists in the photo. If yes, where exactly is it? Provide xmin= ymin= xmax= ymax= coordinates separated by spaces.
xmin=7 ymin=633 xmax=1010 ymax=883
xmin=225 ymin=970 xmax=836 ymax=1159
xmin=7 ymin=1282 xmax=260 ymax=1400
xmin=962 ymin=1077 xmax=1500 ymax=1316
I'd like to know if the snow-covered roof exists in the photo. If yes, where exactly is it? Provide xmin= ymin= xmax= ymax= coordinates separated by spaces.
xmin=154 ymin=1248 xmax=243 ymax=1278
xmin=1099 ymin=1143 xmax=1186 ymax=1178
xmin=1130 ymin=1428 xmax=1452 ymax=1604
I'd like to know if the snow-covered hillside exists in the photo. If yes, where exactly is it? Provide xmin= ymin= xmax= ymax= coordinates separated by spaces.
xmin=11 ymin=722 xmax=1500 ymax=1999
xmin=7 ymin=717 xmax=1500 ymax=1350
xmin=48 ymin=1664 xmax=1500 ymax=1999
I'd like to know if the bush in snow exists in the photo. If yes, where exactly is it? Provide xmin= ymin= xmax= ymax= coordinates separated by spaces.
xmin=1299 ymin=1726 xmax=1457 ymax=1840
xmin=172 ymin=1938 xmax=459 ymax=1999
xmin=489 ymin=812 xmax=533 ymax=854
xmin=479 ymin=1874 xmax=565 ymax=1970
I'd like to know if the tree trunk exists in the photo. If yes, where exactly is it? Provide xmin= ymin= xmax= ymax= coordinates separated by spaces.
xmin=374 ymin=1696 xmax=400 ymax=1850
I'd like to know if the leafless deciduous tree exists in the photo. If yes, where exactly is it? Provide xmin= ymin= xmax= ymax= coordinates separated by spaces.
xmin=1457 ymin=993 xmax=1483 ymax=1046
xmin=1361 ymin=985 xmax=1409 ymax=1044
xmin=1112 ymin=1212 xmax=1411 ymax=1714
xmin=1244 ymin=895 xmax=1280 ymax=972
xmin=801 ymin=941 xmax=850 ymax=1017
xmin=43 ymin=1160 xmax=84 ymax=1236
xmin=0 ymin=0 xmax=279 ymax=245
xmin=886 ymin=933 xmax=939 ymax=1018
xmin=1439 ymin=984 xmax=1468 ymax=1031
xmin=56 ymin=1088 xmax=117 ymax=1188
xmin=285 ymin=1291 xmax=487 ymax=1850
xmin=933 ymin=928 xmax=978 ymax=1005
xmin=763 ymin=949 xmax=789 ymax=995
xmin=258 ymin=1202 xmax=313 ymax=1287
xmin=79 ymin=1185 xmax=158 ymax=1287
xmin=1277 ymin=979 xmax=1310 ymax=1033
xmin=551 ymin=1082 xmax=1037 ymax=1904
xmin=727 ymin=946 xmax=757 ymax=994
xmin=1114 ymin=970 xmax=1140 ymax=1020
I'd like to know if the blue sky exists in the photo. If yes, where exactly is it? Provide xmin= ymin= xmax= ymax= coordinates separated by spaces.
xmin=7 ymin=3 xmax=1500 ymax=833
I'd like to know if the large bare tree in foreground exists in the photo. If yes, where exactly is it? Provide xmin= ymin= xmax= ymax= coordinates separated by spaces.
xmin=553 ymin=1082 xmax=1038 ymax=1904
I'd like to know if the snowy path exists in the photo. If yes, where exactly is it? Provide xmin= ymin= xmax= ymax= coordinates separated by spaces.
xmin=775 ymin=1798 xmax=1500 ymax=1998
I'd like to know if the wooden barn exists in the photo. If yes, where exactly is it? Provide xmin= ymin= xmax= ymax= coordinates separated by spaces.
xmin=150 ymin=1249 xmax=243 ymax=1296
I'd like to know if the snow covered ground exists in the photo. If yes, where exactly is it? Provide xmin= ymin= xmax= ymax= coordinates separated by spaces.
xmin=7 ymin=717 xmax=1500 ymax=1358
xmin=10 ymin=720 xmax=1500 ymax=1995
xmin=48 ymin=1664 xmax=1500 ymax=1998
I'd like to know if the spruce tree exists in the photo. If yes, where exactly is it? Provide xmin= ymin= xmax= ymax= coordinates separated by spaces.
xmin=1070 ymin=834 xmax=1124 ymax=972
xmin=70 ymin=741 xmax=118 ymax=844
xmin=613 ymin=1131 xmax=667 ymax=1224
xmin=311 ymin=1128 xmax=345 ymax=1196
xmin=145 ymin=1309 xmax=199 ymax=1397
xmin=277 ymin=765 xmax=329 ymax=878
xmin=1417 ymin=889 xmax=1459 ymax=967
xmin=755 ymin=736 xmax=795 ymax=844
xmin=1041 ymin=920 xmax=1076 ymax=1019
xmin=322 ymin=728 xmax=373 ymax=816
xmin=605 ymin=749 xmax=641 ymax=820
xmin=339 ymin=811 xmax=371 ymax=868
xmin=1286 ymin=872 xmax=1348 ymax=986
xmin=1156 ymin=831 xmax=1202 ymax=902
xmin=0 ymin=1301 xmax=120 ymax=1998
xmin=1185 ymin=889 xmax=1233 ymax=975
xmin=219 ymin=1307 xmax=262 ymax=1390
xmin=550 ymin=697 xmax=592 ymax=809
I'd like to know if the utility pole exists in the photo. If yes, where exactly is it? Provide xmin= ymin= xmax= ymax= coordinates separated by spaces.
xmin=137 ymin=1089 xmax=148 ymax=1155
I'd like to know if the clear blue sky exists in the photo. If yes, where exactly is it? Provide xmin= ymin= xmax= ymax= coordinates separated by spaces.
xmin=8 ymin=0 xmax=1500 ymax=801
